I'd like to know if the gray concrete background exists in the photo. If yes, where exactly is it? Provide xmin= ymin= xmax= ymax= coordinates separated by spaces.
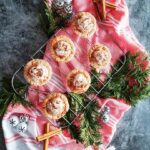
xmin=0 ymin=0 xmax=150 ymax=149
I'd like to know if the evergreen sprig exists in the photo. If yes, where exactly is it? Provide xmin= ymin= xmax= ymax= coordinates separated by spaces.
xmin=40 ymin=1 xmax=72 ymax=36
xmin=60 ymin=52 xmax=150 ymax=147
xmin=80 ymin=101 xmax=101 ymax=147
xmin=89 ymin=52 xmax=150 ymax=106
xmin=60 ymin=93 xmax=101 ymax=147
xmin=0 ymin=77 xmax=33 ymax=116
xmin=1 ymin=52 xmax=149 ymax=147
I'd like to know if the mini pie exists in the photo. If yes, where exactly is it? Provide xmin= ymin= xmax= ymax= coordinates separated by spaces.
xmin=66 ymin=69 xmax=91 ymax=94
xmin=24 ymin=59 xmax=52 ymax=86
xmin=50 ymin=35 xmax=75 ymax=62
xmin=42 ymin=93 xmax=69 ymax=120
xmin=89 ymin=44 xmax=111 ymax=69
xmin=72 ymin=12 xmax=97 ymax=38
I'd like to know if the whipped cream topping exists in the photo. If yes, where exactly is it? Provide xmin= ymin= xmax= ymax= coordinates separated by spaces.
xmin=47 ymin=97 xmax=65 ymax=115
xmin=77 ymin=16 xmax=94 ymax=32
xmin=55 ymin=40 xmax=71 ymax=57
xmin=29 ymin=65 xmax=49 ymax=80
xmin=94 ymin=51 xmax=108 ymax=64
xmin=73 ymin=73 xmax=87 ymax=87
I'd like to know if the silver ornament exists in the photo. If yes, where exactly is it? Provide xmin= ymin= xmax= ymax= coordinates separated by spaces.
xmin=19 ymin=114 xmax=29 ymax=123
xmin=53 ymin=0 xmax=64 ymax=9
xmin=9 ymin=116 xmax=20 ymax=127
xmin=102 ymin=114 xmax=110 ymax=123
xmin=19 ymin=115 xmax=25 ymax=123
xmin=103 ymin=106 xmax=110 ymax=113
xmin=64 ymin=4 xmax=72 ymax=14
xmin=16 ymin=122 xmax=28 ymax=133
xmin=64 ymin=0 xmax=72 ymax=4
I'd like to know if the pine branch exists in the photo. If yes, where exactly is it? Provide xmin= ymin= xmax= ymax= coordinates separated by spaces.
xmin=89 ymin=52 xmax=150 ymax=106
xmin=60 ymin=93 xmax=101 ymax=147
xmin=40 ymin=2 xmax=72 ymax=36
xmin=0 ymin=77 xmax=33 ymax=116
xmin=67 ymin=93 xmax=85 ymax=112
xmin=59 ymin=93 xmax=84 ymax=141
xmin=39 ymin=7 xmax=58 ymax=36
xmin=80 ymin=101 xmax=101 ymax=147
xmin=45 ymin=8 xmax=58 ymax=35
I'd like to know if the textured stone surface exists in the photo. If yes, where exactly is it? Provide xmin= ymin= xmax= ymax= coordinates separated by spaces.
xmin=0 ymin=0 xmax=150 ymax=150
xmin=110 ymin=0 xmax=150 ymax=149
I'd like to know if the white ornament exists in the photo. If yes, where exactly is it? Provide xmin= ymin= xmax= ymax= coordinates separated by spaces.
xmin=53 ymin=0 xmax=64 ymax=8
xmin=16 ymin=122 xmax=28 ymax=133
xmin=9 ymin=116 xmax=20 ymax=127
xmin=103 ymin=106 xmax=110 ymax=113
xmin=102 ymin=114 xmax=110 ymax=123
xmin=64 ymin=5 xmax=72 ymax=14
xmin=19 ymin=114 xmax=29 ymax=123
xmin=24 ymin=114 xmax=30 ymax=123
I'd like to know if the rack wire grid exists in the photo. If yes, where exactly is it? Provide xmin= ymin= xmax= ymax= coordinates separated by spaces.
xmin=11 ymin=12 xmax=127 ymax=129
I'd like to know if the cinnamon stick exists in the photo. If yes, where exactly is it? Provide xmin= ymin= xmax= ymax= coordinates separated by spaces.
xmin=93 ymin=0 xmax=117 ymax=21
xmin=101 ymin=0 xmax=106 ymax=20
xmin=106 ymin=2 xmax=117 ymax=9
xmin=43 ymin=123 xmax=50 ymax=150
xmin=36 ymin=128 xmax=61 ymax=142
xmin=92 ymin=0 xmax=102 ymax=21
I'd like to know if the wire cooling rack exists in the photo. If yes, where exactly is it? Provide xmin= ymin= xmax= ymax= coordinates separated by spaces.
xmin=11 ymin=14 xmax=127 ymax=128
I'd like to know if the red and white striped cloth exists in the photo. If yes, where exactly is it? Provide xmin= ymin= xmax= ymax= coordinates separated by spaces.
xmin=2 ymin=0 xmax=147 ymax=149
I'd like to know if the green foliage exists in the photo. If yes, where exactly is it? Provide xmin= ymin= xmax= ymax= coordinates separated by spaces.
xmin=67 ymin=93 xmax=85 ymax=112
xmin=1 ymin=52 xmax=149 ymax=148
xmin=0 ymin=77 xmax=33 ymax=116
xmin=60 ymin=52 xmax=150 ymax=147
xmin=40 ymin=7 xmax=58 ymax=36
xmin=90 ymin=52 xmax=150 ymax=106
xmin=60 ymin=93 xmax=101 ymax=147
xmin=40 ymin=2 xmax=72 ymax=36
xmin=80 ymin=101 xmax=101 ymax=147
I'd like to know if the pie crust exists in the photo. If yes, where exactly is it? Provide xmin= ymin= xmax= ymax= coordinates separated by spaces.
xmin=42 ymin=93 xmax=69 ymax=120
xmin=24 ymin=59 xmax=52 ymax=86
xmin=72 ymin=12 xmax=96 ymax=38
xmin=50 ymin=35 xmax=75 ymax=62
xmin=89 ymin=44 xmax=111 ymax=69
xmin=66 ymin=69 xmax=91 ymax=94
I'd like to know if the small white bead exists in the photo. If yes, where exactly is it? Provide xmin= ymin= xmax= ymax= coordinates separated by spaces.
xmin=9 ymin=116 xmax=20 ymax=127
xmin=16 ymin=122 xmax=28 ymax=133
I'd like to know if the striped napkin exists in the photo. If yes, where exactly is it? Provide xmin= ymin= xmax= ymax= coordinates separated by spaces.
xmin=2 ymin=0 xmax=147 ymax=149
